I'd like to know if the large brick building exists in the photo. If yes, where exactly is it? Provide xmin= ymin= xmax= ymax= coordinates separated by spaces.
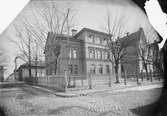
xmin=45 ymin=27 xmax=158 ymax=80
xmin=45 ymin=28 xmax=113 ymax=80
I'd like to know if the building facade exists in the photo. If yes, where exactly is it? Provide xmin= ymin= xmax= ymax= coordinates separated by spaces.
xmin=45 ymin=27 xmax=159 ymax=80
xmin=0 ymin=66 xmax=4 ymax=82
xmin=45 ymin=28 xmax=114 ymax=80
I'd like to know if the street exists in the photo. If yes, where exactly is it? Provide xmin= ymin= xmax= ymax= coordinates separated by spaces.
xmin=0 ymin=83 xmax=162 ymax=116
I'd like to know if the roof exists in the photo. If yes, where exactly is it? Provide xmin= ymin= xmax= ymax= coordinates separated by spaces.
xmin=44 ymin=32 xmax=83 ymax=53
xmin=119 ymin=28 xmax=143 ymax=48
xmin=47 ymin=32 xmax=83 ymax=42
xmin=74 ymin=28 xmax=110 ymax=38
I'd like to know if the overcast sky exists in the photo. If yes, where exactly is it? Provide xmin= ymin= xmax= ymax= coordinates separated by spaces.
xmin=0 ymin=0 xmax=166 ymax=78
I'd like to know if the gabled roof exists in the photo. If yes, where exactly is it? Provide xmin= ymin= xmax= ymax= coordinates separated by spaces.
xmin=74 ymin=28 xmax=110 ymax=38
xmin=119 ymin=28 xmax=144 ymax=48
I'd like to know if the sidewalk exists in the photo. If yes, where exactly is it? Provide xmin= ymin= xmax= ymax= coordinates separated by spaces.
xmin=71 ymin=80 xmax=163 ymax=96
xmin=29 ymin=79 xmax=163 ymax=97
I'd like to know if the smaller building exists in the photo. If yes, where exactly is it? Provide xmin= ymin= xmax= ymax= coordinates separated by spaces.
xmin=16 ymin=62 xmax=45 ymax=81
xmin=120 ymin=28 xmax=160 ymax=77
xmin=0 ymin=66 xmax=4 ymax=82
xmin=7 ymin=73 xmax=15 ymax=81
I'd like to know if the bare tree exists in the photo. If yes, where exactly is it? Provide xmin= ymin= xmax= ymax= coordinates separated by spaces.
xmin=10 ymin=0 xmax=76 ymax=81
xmin=13 ymin=24 xmax=35 ymax=81
xmin=139 ymin=28 xmax=158 ymax=80
xmin=33 ymin=1 xmax=75 ymax=74
xmin=103 ymin=11 xmax=128 ymax=83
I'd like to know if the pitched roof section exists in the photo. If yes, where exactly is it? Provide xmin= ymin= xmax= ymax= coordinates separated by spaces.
xmin=44 ymin=32 xmax=83 ymax=53
xmin=74 ymin=28 xmax=109 ymax=38
xmin=47 ymin=32 xmax=83 ymax=42
xmin=119 ymin=28 xmax=144 ymax=48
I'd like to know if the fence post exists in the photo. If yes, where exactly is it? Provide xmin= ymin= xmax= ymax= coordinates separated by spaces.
xmin=81 ymin=79 xmax=83 ymax=88
xmin=136 ymin=72 xmax=140 ymax=85
xmin=141 ymin=70 xmax=144 ymax=82
xmin=74 ymin=76 xmax=76 ymax=87
xmin=159 ymin=72 xmax=161 ymax=81
xmin=47 ymin=76 xmax=48 ymax=88
xmin=67 ymin=73 xmax=71 ymax=88
xmin=64 ymin=70 xmax=68 ymax=92
xmin=150 ymin=70 xmax=153 ymax=82
xmin=88 ymin=71 xmax=92 ymax=89
xmin=109 ymin=71 xmax=111 ymax=87
xmin=124 ymin=68 xmax=127 ymax=86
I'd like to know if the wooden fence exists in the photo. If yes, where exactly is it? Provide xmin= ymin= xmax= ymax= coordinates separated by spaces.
xmin=24 ymin=71 xmax=163 ymax=92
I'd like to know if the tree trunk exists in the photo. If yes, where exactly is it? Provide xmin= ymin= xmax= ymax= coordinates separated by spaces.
xmin=115 ymin=63 xmax=120 ymax=83
xmin=55 ymin=59 xmax=57 ymax=75
xmin=35 ymin=55 xmax=38 ymax=84
xmin=145 ymin=65 xmax=149 ymax=80
xmin=28 ymin=37 xmax=32 ymax=84
xmin=143 ymin=62 xmax=149 ymax=80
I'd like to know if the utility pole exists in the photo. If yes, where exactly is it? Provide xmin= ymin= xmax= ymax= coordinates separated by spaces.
xmin=66 ymin=8 xmax=71 ymax=87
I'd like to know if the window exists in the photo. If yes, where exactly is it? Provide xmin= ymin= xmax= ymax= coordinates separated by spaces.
xmin=103 ymin=51 xmax=108 ymax=60
xmin=95 ymin=49 xmax=98 ymax=59
xmin=89 ymin=48 xmax=95 ymax=59
xmin=99 ymin=64 xmax=103 ymax=74
xmin=73 ymin=49 xmax=77 ymax=58
xmin=69 ymin=48 xmax=77 ymax=59
xmin=69 ymin=48 xmax=72 ymax=58
xmin=88 ymin=35 xmax=94 ymax=43
xmin=97 ymin=49 xmax=101 ymax=59
xmin=91 ymin=64 xmax=96 ymax=73
xmin=68 ymin=65 xmax=73 ymax=74
xmin=95 ymin=49 xmax=101 ymax=59
xmin=106 ymin=65 xmax=110 ymax=74
xmin=103 ymin=39 xmax=107 ymax=46
xmin=74 ymin=65 xmax=78 ymax=74
xmin=95 ymin=37 xmax=101 ymax=44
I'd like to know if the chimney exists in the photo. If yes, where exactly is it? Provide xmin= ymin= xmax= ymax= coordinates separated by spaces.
xmin=126 ymin=32 xmax=129 ymax=37
xmin=71 ymin=29 xmax=77 ymax=36
xmin=139 ymin=27 xmax=143 ymax=31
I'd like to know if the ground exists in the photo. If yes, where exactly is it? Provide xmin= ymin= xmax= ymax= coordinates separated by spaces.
xmin=0 ymin=83 xmax=161 ymax=116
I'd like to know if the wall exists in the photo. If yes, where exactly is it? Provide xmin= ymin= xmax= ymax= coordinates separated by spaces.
xmin=22 ymin=68 xmax=46 ymax=79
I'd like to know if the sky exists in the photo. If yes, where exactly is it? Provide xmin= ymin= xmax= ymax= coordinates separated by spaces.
xmin=0 ymin=0 xmax=166 ymax=78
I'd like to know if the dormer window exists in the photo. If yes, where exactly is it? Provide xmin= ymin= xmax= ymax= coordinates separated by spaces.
xmin=88 ymin=35 xmax=94 ymax=43
xmin=95 ymin=37 xmax=101 ymax=44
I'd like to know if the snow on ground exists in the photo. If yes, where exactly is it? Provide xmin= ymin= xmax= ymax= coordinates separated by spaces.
xmin=0 ymin=84 xmax=161 ymax=116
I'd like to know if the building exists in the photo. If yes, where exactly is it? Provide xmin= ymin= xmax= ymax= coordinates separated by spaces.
xmin=16 ymin=62 xmax=45 ymax=81
xmin=45 ymin=28 xmax=113 ymax=80
xmin=45 ymin=27 xmax=158 ymax=80
xmin=44 ymin=32 xmax=84 ymax=76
